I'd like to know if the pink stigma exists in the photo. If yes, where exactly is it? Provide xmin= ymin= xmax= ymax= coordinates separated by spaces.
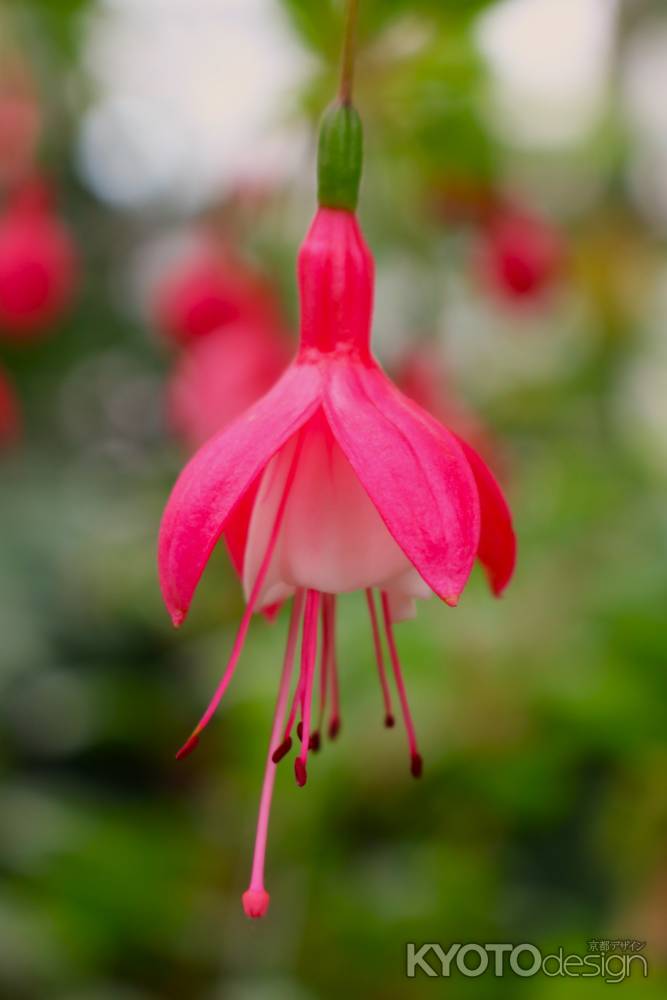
xmin=244 ymin=592 xmax=305 ymax=922
xmin=242 ymin=888 xmax=270 ymax=919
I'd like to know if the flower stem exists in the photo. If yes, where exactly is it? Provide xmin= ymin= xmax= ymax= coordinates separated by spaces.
xmin=339 ymin=0 xmax=359 ymax=104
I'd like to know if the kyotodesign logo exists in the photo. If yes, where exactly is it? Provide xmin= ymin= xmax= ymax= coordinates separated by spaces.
xmin=406 ymin=940 xmax=648 ymax=983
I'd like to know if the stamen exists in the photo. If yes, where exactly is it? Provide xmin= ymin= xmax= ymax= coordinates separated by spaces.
xmin=271 ymin=737 xmax=292 ymax=764
xmin=296 ymin=720 xmax=319 ymax=750
xmin=380 ymin=590 xmax=423 ymax=778
xmin=325 ymin=595 xmax=341 ymax=739
xmin=311 ymin=599 xmax=330 ymax=752
xmin=295 ymin=590 xmax=320 ymax=787
xmin=176 ymin=431 xmax=304 ymax=760
xmin=273 ymin=648 xmax=306 ymax=761
xmin=242 ymin=590 xmax=305 ymax=919
xmin=365 ymin=588 xmax=395 ymax=727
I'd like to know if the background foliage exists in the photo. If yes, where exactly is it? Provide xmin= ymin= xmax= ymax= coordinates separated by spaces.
xmin=1 ymin=0 xmax=666 ymax=996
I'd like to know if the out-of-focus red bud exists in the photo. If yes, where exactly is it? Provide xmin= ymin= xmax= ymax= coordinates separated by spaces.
xmin=167 ymin=320 xmax=290 ymax=449
xmin=476 ymin=206 xmax=563 ymax=302
xmin=0 ymin=364 xmax=20 ymax=447
xmin=0 ymin=179 xmax=78 ymax=340
xmin=153 ymin=243 xmax=282 ymax=347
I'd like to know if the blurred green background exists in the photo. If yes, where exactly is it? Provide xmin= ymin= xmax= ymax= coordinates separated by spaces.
xmin=1 ymin=0 xmax=667 ymax=996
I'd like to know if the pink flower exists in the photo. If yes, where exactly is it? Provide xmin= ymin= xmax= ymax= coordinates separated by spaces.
xmin=475 ymin=204 xmax=562 ymax=302
xmin=158 ymin=104 xmax=516 ymax=919
xmin=0 ymin=179 xmax=77 ymax=340
xmin=167 ymin=320 xmax=290 ymax=450
xmin=153 ymin=240 xmax=282 ymax=347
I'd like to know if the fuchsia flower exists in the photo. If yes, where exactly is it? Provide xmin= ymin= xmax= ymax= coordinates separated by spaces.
xmin=158 ymin=102 xmax=516 ymax=919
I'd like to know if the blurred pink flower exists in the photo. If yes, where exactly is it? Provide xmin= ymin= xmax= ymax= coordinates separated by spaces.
xmin=0 ymin=178 xmax=77 ymax=339
xmin=475 ymin=204 xmax=563 ymax=302
xmin=167 ymin=320 xmax=290 ymax=450
xmin=152 ymin=241 xmax=282 ymax=347
xmin=158 ymin=205 xmax=516 ymax=919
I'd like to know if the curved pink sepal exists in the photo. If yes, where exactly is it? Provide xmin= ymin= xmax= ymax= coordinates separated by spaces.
xmin=158 ymin=363 xmax=321 ymax=626
xmin=323 ymin=362 xmax=480 ymax=604
xmin=456 ymin=436 xmax=516 ymax=596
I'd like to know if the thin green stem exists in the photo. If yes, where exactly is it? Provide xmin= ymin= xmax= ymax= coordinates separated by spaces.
xmin=338 ymin=0 xmax=359 ymax=104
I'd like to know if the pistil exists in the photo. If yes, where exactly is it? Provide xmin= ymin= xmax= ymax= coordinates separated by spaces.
xmin=242 ymin=590 xmax=305 ymax=919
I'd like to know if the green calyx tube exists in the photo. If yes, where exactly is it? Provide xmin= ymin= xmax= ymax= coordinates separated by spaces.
xmin=317 ymin=101 xmax=363 ymax=212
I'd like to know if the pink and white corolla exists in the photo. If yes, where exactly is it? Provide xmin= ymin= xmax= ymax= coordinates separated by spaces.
xmin=158 ymin=103 xmax=516 ymax=919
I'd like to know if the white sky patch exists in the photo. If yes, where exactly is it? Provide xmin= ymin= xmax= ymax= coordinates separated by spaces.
xmin=78 ymin=0 xmax=311 ymax=209
xmin=623 ymin=22 xmax=667 ymax=143
xmin=476 ymin=0 xmax=619 ymax=148
xmin=622 ymin=20 xmax=667 ymax=232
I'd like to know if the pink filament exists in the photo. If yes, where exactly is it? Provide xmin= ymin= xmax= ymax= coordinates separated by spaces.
xmin=324 ymin=594 xmax=341 ymax=738
xmin=243 ymin=589 xmax=305 ymax=917
xmin=314 ymin=598 xmax=330 ymax=740
xmin=275 ymin=617 xmax=308 ymax=755
xmin=380 ymin=590 xmax=422 ymax=776
xmin=365 ymin=588 xmax=395 ymax=726
xmin=176 ymin=431 xmax=304 ymax=759
xmin=295 ymin=589 xmax=321 ymax=785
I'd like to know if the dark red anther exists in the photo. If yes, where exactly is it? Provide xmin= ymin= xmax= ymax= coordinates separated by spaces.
xmin=309 ymin=730 xmax=320 ymax=752
xmin=297 ymin=721 xmax=303 ymax=742
xmin=384 ymin=713 xmax=395 ymax=728
xmin=294 ymin=757 xmax=307 ymax=787
xmin=410 ymin=753 xmax=423 ymax=779
xmin=271 ymin=736 xmax=293 ymax=764
xmin=328 ymin=716 xmax=341 ymax=740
